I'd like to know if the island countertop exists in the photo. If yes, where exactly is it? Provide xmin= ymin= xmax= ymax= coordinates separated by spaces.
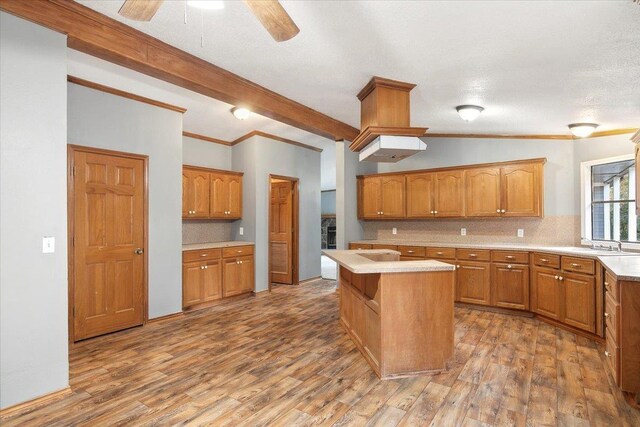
xmin=323 ymin=249 xmax=455 ymax=274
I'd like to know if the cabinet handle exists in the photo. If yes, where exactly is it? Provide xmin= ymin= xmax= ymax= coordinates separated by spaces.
xmin=407 ymin=250 xmax=414 ymax=254
xmin=436 ymin=251 xmax=444 ymax=255
xmin=506 ymin=255 xmax=515 ymax=259
xmin=604 ymin=312 xmax=610 ymax=318
xmin=469 ymin=254 xmax=477 ymax=257
xmin=571 ymin=263 xmax=581 ymax=268
xmin=501 ymin=209 xmax=506 ymax=213
xmin=540 ymin=258 xmax=549 ymax=263
xmin=605 ymin=351 xmax=611 ymax=358
xmin=507 ymin=264 xmax=513 ymax=269
xmin=558 ymin=276 xmax=564 ymax=281
xmin=201 ymin=254 xmax=208 ymax=257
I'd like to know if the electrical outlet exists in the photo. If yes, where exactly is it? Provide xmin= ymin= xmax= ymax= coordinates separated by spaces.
xmin=461 ymin=228 xmax=467 ymax=236
xmin=42 ymin=236 xmax=55 ymax=253
xmin=239 ymin=227 xmax=244 ymax=236
xmin=517 ymin=229 xmax=524 ymax=238
xmin=392 ymin=227 xmax=397 ymax=235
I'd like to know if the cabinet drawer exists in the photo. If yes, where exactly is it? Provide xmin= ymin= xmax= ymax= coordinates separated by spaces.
xmin=370 ymin=244 xmax=398 ymax=250
xmin=222 ymin=245 xmax=254 ymax=258
xmin=349 ymin=243 xmax=372 ymax=250
xmin=605 ymin=292 xmax=620 ymax=343
xmin=604 ymin=270 xmax=620 ymax=303
xmin=561 ymin=256 xmax=595 ymax=275
xmin=456 ymin=248 xmax=491 ymax=262
xmin=426 ymin=247 xmax=456 ymax=260
xmin=183 ymin=248 xmax=222 ymax=263
xmin=398 ymin=245 xmax=426 ymax=257
xmin=605 ymin=329 xmax=620 ymax=385
xmin=533 ymin=252 xmax=560 ymax=269
xmin=491 ymin=250 xmax=529 ymax=264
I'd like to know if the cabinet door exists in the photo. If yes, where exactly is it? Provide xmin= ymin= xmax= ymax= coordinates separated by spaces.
xmin=185 ymin=169 xmax=210 ymax=218
xmin=636 ymin=143 xmax=639 ymax=215
xmin=456 ymin=261 xmax=491 ymax=306
xmin=362 ymin=177 xmax=381 ymax=219
xmin=501 ymin=163 xmax=541 ymax=217
xmin=531 ymin=268 xmax=562 ymax=320
xmin=465 ymin=168 xmax=501 ymax=217
xmin=183 ymin=262 xmax=203 ymax=308
xmin=357 ymin=177 xmax=364 ymax=219
xmin=341 ymin=284 xmax=354 ymax=330
xmin=182 ymin=170 xmax=190 ymax=217
xmin=351 ymin=292 xmax=365 ymax=346
xmin=563 ymin=273 xmax=595 ymax=333
xmin=406 ymin=173 xmax=435 ymax=218
xmin=202 ymin=259 xmax=222 ymax=302
xmin=209 ymin=172 xmax=227 ymax=218
xmin=239 ymin=256 xmax=254 ymax=294
xmin=222 ymin=258 xmax=242 ymax=297
xmin=363 ymin=304 xmax=381 ymax=369
xmin=380 ymin=175 xmax=406 ymax=218
xmin=492 ymin=263 xmax=530 ymax=310
xmin=226 ymin=174 xmax=243 ymax=218
xmin=434 ymin=171 xmax=465 ymax=217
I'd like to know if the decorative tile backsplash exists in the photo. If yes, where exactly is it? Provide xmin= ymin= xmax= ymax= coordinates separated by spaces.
xmin=182 ymin=221 xmax=233 ymax=244
xmin=363 ymin=215 xmax=581 ymax=246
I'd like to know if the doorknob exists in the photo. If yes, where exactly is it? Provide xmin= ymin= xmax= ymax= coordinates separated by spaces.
xmin=134 ymin=248 xmax=144 ymax=255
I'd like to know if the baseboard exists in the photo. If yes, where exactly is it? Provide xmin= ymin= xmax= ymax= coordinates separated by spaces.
xmin=0 ymin=386 xmax=72 ymax=417
xmin=455 ymin=302 xmax=534 ymax=318
xmin=299 ymin=276 xmax=322 ymax=285
xmin=147 ymin=311 xmax=184 ymax=324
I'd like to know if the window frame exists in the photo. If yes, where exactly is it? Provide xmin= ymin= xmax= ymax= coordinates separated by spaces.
xmin=580 ymin=153 xmax=639 ymax=250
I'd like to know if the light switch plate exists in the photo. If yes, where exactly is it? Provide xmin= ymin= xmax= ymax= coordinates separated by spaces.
xmin=461 ymin=228 xmax=467 ymax=236
xmin=517 ymin=229 xmax=524 ymax=238
xmin=239 ymin=227 xmax=244 ymax=236
xmin=42 ymin=236 xmax=55 ymax=253
xmin=392 ymin=227 xmax=397 ymax=235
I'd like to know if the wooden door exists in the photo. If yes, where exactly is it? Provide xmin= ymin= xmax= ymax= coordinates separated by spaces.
xmin=72 ymin=150 xmax=145 ymax=341
xmin=202 ymin=259 xmax=222 ymax=302
xmin=182 ymin=262 xmax=203 ymax=308
xmin=434 ymin=171 xmax=465 ymax=217
xmin=380 ymin=175 xmax=405 ymax=218
xmin=222 ymin=258 xmax=242 ymax=297
xmin=465 ymin=168 xmax=501 ymax=217
xmin=183 ymin=168 xmax=209 ymax=218
xmin=406 ymin=173 xmax=435 ymax=218
xmin=531 ymin=268 xmax=562 ymax=320
xmin=362 ymin=176 xmax=381 ymax=218
xmin=209 ymin=172 xmax=227 ymax=218
xmin=501 ymin=163 xmax=541 ymax=217
xmin=491 ymin=263 xmax=530 ymax=310
xmin=563 ymin=273 xmax=595 ymax=333
xmin=239 ymin=256 xmax=254 ymax=294
xmin=226 ymin=174 xmax=242 ymax=218
xmin=270 ymin=181 xmax=293 ymax=284
xmin=456 ymin=262 xmax=491 ymax=306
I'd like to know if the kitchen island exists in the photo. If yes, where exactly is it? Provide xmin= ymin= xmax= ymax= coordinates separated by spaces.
xmin=323 ymin=249 xmax=456 ymax=379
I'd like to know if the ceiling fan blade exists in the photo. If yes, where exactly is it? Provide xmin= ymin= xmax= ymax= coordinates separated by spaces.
xmin=244 ymin=0 xmax=300 ymax=42
xmin=118 ymin=0 xmax=164 ymax=22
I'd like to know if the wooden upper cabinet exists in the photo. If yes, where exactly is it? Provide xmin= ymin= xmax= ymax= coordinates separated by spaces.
xmin=183 ymin=168 xmax=210 ymax=218
xmin=434 ymin=171 xmax=464 ymax=217
xmin=465 ymin=167 xmax=501 ymax=217
xmin=226 ymin=174 xmax=242 ymax=218
xmin=209 ymin=172 xmax=227 ymax=218
xmin=406 ymin=173 xmax=435 ymax=218
xmin=183 ymin=166 xmax=243 ymax=220
xmin=501 ymin=163 xmax=542 ymax=217
xmin=362 ymin=176 xmax=382 ymax=219
xmin=380 ymin=175 xmax=405 ymax=218
xmin=357 ymin=177 xmax=364 ymax=219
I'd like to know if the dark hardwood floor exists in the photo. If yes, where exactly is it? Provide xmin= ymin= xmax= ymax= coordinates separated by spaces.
xmin=1 ymin=280 xmax=638 ymax=426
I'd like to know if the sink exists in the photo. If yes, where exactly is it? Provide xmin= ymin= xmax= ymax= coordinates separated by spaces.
xmin=358 ymin=252 xmax=400 ymax=262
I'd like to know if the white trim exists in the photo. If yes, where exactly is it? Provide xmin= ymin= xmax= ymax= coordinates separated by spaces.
xmin=580 ymin=153 xmax=639 ymax=249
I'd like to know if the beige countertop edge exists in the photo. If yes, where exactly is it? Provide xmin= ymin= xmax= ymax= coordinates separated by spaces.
xmin=182 ymin=241 xmax=255 ymax=251
xmin=596 ymin=256 xmax=640 ymax=282
xmin=323 ymin=250 xmax=455 ymax=275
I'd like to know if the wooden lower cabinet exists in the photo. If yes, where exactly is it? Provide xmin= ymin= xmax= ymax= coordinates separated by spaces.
xmin=223 ymin=256 xmax=254 ymax=297
xmin=491 ymin=263 xmax=529 ymax=310
xmin=183 ymin=262 xmax=206 ymax=307
xmin=563 ymin=272 xmax=595 ymax=333
xmin=456 ymin=261 xmax=491 ymax=306
xmin=531 ymin=267 xmax=562 ymax=320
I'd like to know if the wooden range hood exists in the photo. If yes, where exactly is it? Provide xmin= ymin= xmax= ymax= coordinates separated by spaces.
xmin=349 ymin=77 xmax=428 ymax=153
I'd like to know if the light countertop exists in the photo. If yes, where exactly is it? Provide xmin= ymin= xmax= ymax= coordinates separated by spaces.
xmin=183 ymin=241 xmax=254 ymax=251
xmin=323 ymin=249 xmax=455 ymax=274
xmin=597 ymin=256 xmax=640 ymax=282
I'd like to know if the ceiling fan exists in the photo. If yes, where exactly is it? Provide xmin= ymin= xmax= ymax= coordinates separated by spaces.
xmin=118 ymin=0 xmax=300 ymax=42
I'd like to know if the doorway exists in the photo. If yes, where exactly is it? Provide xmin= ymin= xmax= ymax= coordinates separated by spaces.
xmin=269 ymin=175 xmax=299 ymax=288
xmin=68 ymin=145 xmax=148 ymax=341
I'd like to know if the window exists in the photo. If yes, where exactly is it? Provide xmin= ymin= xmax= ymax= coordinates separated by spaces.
xmin=582 ymin=155 xmax=638 ymax=245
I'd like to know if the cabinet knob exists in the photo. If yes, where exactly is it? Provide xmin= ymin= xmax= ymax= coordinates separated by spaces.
xmin=501 ymin=209 xmax=506 ymax=213
xmin=200 ymin=266 xmax=204 ymax=270
xmin=496 ymin=209 xmax=501 ymax=213
xmin=555 ymin=275 xmax=559 ymax=280
xmin=604 ymin=350 xmax=611 ymax=358
xmin=430 ymin=210 xmax=434 ymax=214
xmin=204 ymin=265 xmax=208 ymax=269
xmin=604 ymin=312 xmax=610 ymax=318
xmin=456 ymin=265 xmax=460 ymax=269
xmin=558 ymin=276 xmax=564 ymax=281
xmin=434 ymin=210 xmax=438 ymax=214
xmin=507 ymin=265 xmax=513 ymax=269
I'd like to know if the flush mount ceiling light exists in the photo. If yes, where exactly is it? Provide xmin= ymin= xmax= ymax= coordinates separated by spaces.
xmin=187 ymin=0 xmax=225 ymax=10
xmin=456 ymin=105 xmax=484 ymax=122
xmin=568 ymin=123 xmax=599 ymax=138
xmin=231 ymin=107 xmax=251 ymax=120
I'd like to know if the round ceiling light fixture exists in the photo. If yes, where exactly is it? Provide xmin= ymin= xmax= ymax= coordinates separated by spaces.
xmin=187 ymin=0 xmax=225 ymax=10
xmin=231 ymin=107 xmax=251 ymax=120
xmin=456 ymin=105 xmax=484 ymax=122
xmin=568 ymin=123 xmax=599 ymax=138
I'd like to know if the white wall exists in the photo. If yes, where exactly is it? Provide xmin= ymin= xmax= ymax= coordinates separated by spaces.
xmin=182 ymin=135 xmax=232 ymax=170
xmin=321 ymin=190 xmax=336 ymax=215
xmin=0 ymin=12 xmax=69 ymax=409
xmin=68 ymin=84 xmax=184 ymax=319
xmin=232 ymin=136 xmax=321 ymax=291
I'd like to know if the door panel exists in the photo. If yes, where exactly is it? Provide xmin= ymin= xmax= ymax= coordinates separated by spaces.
xmin=270 ymin=181 xmax=293 ymax=284
xmin=501 ymin=163 xmax=540 ymax=216
xmin=202 ymin=260 xmax=222 ymax=302
xmin=406 ymin=173 xmax=434 ymax=218
xmin=240 ymin=256 xmax=254 ymax=294
xmin=223 ymin=258 xmax=242 ymax=297
xmin=492 ymin=263 xmax=529 ymax=310
xmin=563 ymin=273 xmax=595 ymax=333
xmin=209 ymin=173 xmax=227 ymax=218
xmin=73 ymin=150 xmax=145 ymax=341
xmin=465 ymin=168 xmax=501 ymax=217
xmin=362 ymin=176 xmax=381 ymax=218
xmin=435 ymin=171 xmax=465 ymax=217
xmin=190 ymin=170 xmax=210 ymax=218
xmin=531 ymin=268 xmax=561 ymax=320
xmin=380 ymin=175 xmax=405 ymax=218
xmin=456 ymin=261 xmax=491 ymax=306
xmin=227 ymin=175 xmax=242 ymax=218
xmin=182 ymin=171 xmax=189 ymax=217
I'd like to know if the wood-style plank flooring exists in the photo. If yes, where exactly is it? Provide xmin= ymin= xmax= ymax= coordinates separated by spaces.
xmin=2 ymin=280 xmax=639 ymax=426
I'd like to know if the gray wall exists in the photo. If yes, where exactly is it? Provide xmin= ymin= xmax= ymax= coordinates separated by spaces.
xmin=321 ymin=190 xmax=336 ymax=215
xmin=0 ymin=13 xmax=69 ymax=409
xmin=68 ymin=84 xmax=184 ymax=319
xmin=232 ymin=136 xmax=321 ymax=291
xmin=182 ymin=135 xmax=232 ymax=170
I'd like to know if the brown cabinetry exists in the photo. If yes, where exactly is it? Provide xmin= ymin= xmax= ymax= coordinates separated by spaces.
xmin=406 ymin=171 xmax=464 ymax=218
xmin=223 ymin=255 xmax=254 ymax=297
xmin=182 ymin=166 xmax=243 ymax=219
xmin=362 ymin=175 xmax=405 ymax=219
xmin=492 ymin=263 xmax=529 ymax=310
xmin=456 ymin=261 xmax=491 ymax=306
xmin=531 ymin=267 xmax=562 ymax=320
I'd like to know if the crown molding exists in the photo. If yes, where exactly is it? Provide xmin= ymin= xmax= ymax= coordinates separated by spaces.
xmin=423 ymin=128 xmax=639 ymax=140
xmin=232 ymin=130 xmax=323 ymax=152
xmin=182 ymin=131 xmax=232 ymax=146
